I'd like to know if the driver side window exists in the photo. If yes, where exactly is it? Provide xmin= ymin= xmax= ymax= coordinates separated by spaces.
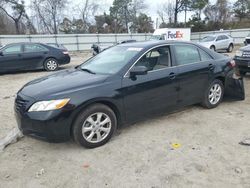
xmin=135 ymin=46 xmax=171 ymax=71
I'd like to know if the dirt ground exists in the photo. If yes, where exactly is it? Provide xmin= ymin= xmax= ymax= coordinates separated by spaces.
xmin=1 ymin=49 xmax=250 ymax=188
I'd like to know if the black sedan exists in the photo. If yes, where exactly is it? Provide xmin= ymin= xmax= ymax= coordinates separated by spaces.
xmin=234 ymin=45 xmax=250 ymax=75
xmin=15 ymin=40 xmax=245 ymax=148
xmin=0 ymin=42 xmax=70 ymax=73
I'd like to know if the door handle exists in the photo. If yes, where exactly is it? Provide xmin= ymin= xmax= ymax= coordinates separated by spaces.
xmin=208 ymin=64 xmax=214 ymax=71
xmin=169 ymin=72 xmax=176 ymax=80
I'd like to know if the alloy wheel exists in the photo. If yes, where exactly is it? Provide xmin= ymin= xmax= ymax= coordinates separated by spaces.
xmin=46 ymin=60 xmax=58 ymax=70
xmin=82 ymin=112 xmax=112 ymax=143
xmin=209 ymin=83 xmax=222 ymax=105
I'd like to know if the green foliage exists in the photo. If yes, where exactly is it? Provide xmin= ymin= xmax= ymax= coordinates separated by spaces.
xmin=233 ymin=0 xmax=250 ymax=21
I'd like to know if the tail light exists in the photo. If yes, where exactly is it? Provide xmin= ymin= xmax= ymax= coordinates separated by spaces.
xmin=63 ymin=51 xmax=69 ymax=55
xmin=228 ymin=59 xmax=236 ymax=68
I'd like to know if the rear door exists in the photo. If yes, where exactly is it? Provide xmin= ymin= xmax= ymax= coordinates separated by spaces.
xmin=0 ymin=44 xmax=23 ymax=72
xmin=122 ymin=45 xmax=179 ymax=122
xmin=22 ymin=44 xmax=49 ymax=69
xmin=174 ymin=44 xmax=214 ymax=106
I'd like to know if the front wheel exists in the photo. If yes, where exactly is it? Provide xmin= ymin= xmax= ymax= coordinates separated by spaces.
xmin=44 ymin=58 xmax=58 ymax=71
xmin=73 ymin=104 xmax=117 ymax=148
xmin=210 ymin=46 xmax=216 ymax=51
xmin=202 ymin=79 xmax=224 ymax=109
xmin=227 ymin=44 xmax=234 ymax=53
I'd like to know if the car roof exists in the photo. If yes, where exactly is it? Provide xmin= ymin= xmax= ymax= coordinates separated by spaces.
xmin=5 ymin=42 xmax=45 ymax=46
xmin=118 ymin=40 xmax=198 ymax=49
xmin=205 ymin=34 xmax=229 ymax=37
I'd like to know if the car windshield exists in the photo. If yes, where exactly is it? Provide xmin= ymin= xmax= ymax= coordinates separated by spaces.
xmin=201 ymin=36 xmax=216 ymax=42
xmin=80 ymin=46 xmax=142 ymax=74
xmin=248 ymin=33 xmax=250 ymax=37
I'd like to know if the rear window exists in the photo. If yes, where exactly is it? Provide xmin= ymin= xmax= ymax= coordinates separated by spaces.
xmin=175 ymin=45 xmax=200 ymax=65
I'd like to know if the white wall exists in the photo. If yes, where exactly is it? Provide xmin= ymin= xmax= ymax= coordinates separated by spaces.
xmin=0 ymin=28 xmax=249 ymax=51
xmin=0 ymin=33 xmax=152 ymax=51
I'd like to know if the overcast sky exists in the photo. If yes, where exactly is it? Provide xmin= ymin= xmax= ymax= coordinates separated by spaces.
xmin=24 ymin=0 xmax=236 ymax=26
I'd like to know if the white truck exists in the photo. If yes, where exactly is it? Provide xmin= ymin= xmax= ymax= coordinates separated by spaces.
xmin=150 ymin=28 xmax=191 ymax=41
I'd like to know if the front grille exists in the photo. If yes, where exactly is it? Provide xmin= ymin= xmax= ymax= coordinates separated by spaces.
xmin=242 ymin=51 xmax=250 ymax=58
xmin=15 ymin=98 xmax=28 ymax=112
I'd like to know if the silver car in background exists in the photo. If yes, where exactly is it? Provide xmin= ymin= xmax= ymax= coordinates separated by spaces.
xmin=199 ymin=34 xmax=234 ymax=52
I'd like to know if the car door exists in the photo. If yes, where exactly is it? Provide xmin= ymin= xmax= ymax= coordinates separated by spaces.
xmin=0 ymin=44 xmax=24 ymax=72
xmin=174 ymin=44 xmax=214 ymax=106
xmin=22 ymin=44 xmax=49 ymax=69
xmin=121 ymin=45 xmax=179 ymax=122
xmin=221 ymin=35 xmax=230 ymax=49
xmin=215 ymin=35 xmax=224 ymax=50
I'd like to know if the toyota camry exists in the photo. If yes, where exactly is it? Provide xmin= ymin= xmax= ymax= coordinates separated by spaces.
xmin=15 ymin=40 xmax=245 ymax=148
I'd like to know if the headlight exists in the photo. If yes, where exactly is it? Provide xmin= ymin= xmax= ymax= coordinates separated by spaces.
xmin=28 ymin=98 xmax=70 ymax=112
xmin=236 ymin=50 xmax=243 ymax=57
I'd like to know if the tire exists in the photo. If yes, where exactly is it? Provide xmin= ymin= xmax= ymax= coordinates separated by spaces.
xmin=44 ymin=58 xmax=59 ymax=71
xmin=210 ymin=46 xmax=216 ymax=51
xmin=202 ymin=79 xmax=224 ymax=109
xmin=73 ymin=104 xmax=117 ymax=148
xmin=227 ymin=43 xmax=234 ymax=53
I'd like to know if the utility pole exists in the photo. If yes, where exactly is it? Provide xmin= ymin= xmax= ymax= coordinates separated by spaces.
xmin=124 ymin=5 xmax=129 ymax=33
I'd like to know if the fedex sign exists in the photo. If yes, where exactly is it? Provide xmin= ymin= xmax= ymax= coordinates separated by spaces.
xmin=167 ymin=31 xmax=184 ymax=39
xmin=152 ymin=28 xmax=191 ymax=41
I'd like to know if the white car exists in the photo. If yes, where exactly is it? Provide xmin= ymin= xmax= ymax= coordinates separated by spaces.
xmin=199 ymin=34 xmax=234 ymax=52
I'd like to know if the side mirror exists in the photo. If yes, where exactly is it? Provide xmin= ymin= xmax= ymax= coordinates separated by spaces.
xmin=0 ymin=51 xmax=3 ymax=56
xmin=130 ymin=66 xmax=148 ymax=78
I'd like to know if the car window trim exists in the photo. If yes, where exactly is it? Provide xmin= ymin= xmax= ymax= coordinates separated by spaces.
xmin=124 ymin=44 xmax=173 ymax=77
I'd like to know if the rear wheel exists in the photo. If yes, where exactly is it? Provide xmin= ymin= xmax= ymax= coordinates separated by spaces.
xmin=202 ymin=79 xmax=224 ymax=109
xmin=44 ymin=58 xmax=58 ymax=71
xmin=73 ymin=104 xmax=117 ymax=148
xmin=227 ymin=43 xmax=234 ymax=53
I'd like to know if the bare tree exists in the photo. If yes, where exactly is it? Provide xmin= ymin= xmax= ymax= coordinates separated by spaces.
xmin=32 ymin=0 xmax=67 ymax=34
xmin=204 ymin=0 xmax=231 ymax=23
xmin=0 ymin=0 xmax=26 ymax=34
xmin=77 ymin=0 xmax=99 ymax=33
xmin=157 ymin=1 xmax=175 ymax=25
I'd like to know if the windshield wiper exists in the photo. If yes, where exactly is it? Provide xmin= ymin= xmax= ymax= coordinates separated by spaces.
xmin=80 ymin=68 xmax=96 ymax=74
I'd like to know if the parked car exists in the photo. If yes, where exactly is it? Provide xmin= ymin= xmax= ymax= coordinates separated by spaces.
xmin=199 ymin=34 xmax=234 ymax=52
xmin=91 ymin=39 xmax=136 ymax=55
xmin=234 ymin=45 xmax=250 ymax=75
xmin=15 ymin=40 xmax=244 ymax=148
xmin=46 ymin=43 xmax=68 ymax=50
xmin=0 ymin=42 xmax=70 ymax=73
xmin=244 ymin=33 xmax=250 ymax=46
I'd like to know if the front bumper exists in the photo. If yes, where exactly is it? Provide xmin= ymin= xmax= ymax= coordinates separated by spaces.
xmin=15 ymin=93 xmax=72 ymax=142
xmin=234 ymin=57 xmax=250 ymax=72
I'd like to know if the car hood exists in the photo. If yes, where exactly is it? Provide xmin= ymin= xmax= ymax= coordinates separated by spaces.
xmin=240 ymin=45 xmax=250 ymax=52
xmin=19 ymin=68 xmax=109 ymax=99
xmin=198 ymin=41 xmax=213 ymax=48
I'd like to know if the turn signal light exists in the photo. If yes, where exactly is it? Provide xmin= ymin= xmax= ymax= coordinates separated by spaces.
xmin=63 ymin=51 xmax=69 ymax=55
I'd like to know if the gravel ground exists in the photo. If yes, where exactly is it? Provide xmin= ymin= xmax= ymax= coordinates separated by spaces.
xmin=1 ymin=49 xmax=250 ymax=188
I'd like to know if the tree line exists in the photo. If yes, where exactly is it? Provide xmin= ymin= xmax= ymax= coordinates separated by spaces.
xmin=0 ymin=0 xmax=250 ymax=35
